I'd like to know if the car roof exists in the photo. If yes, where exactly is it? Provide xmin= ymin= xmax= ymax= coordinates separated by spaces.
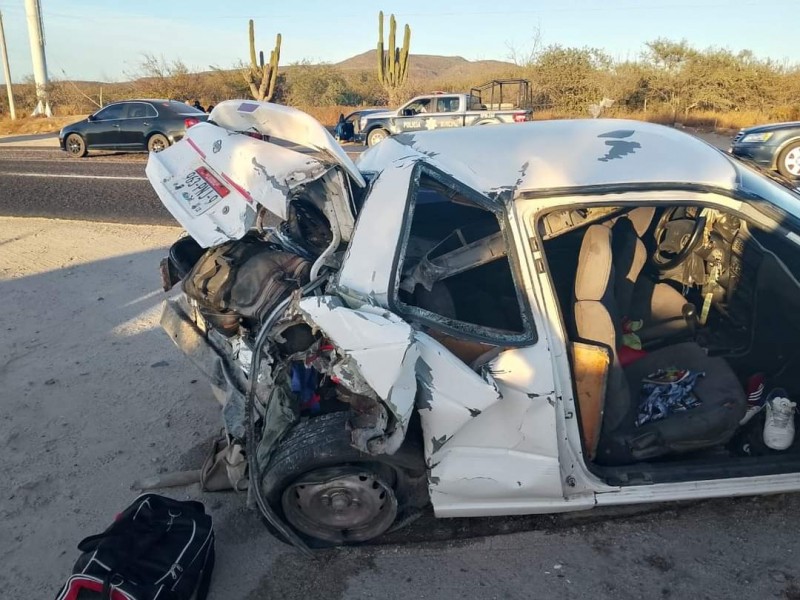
xmin=357 ymin=119 xmax=741 ymax=198
xmin=103 ymin=99 xmax=198 ymax=107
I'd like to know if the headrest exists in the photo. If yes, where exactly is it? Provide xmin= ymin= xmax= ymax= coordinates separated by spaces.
xmin=628 ymin=207 xmax=655 ymax=237
xmin=575 ymin=224 xmax=613 ymax=302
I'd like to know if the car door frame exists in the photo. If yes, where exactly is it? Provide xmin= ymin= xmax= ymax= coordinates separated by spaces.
xmin=517 ymin=187 xmax=800 ymax=510
xmin=337 ymin=155 xmax=593 ymax=516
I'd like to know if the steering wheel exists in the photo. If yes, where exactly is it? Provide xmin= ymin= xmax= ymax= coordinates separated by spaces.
xmin=650 ymin=207 xmax=707 ymax=271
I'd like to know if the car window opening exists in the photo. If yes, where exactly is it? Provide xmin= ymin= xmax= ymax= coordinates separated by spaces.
xmin=396 ymin=174 xmax=526 ymax=352
xmin=539 ymin=202 xmax=800 ymax=482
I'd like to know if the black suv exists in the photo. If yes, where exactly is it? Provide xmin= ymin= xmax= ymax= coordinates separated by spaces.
xmin=729 ymin=121 xmax=800 ymax=179
xmin=59 ymin=99 xmax=208 ymax=157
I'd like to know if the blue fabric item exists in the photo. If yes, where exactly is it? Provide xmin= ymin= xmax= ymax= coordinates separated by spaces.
xmin=290 ymin=363 xmax=319 ymax=404
xmin=636 ymin=368 xmax=705 ymax=427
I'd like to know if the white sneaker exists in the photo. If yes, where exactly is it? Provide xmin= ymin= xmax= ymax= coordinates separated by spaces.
xmin=763 ymin=391 xmax=796 ymax=451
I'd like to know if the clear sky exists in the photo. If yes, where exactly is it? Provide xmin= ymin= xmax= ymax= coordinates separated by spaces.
xmin=0 ymin=0 xmax=797 ymax=83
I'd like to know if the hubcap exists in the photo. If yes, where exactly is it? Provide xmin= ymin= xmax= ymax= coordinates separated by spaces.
xmin=281 ymin=466 xmax=397 ymax=543
xmin=68 ymin=137 xmax=81 ymax=154
xmin=150 ymin=138 xmax=166 ymax=152
xmin=785 ymin=148 xmax=800 ymax=177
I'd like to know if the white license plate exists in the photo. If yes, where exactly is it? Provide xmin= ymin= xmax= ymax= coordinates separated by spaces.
xmin=174 ymin=167 xmax=229 ymax=216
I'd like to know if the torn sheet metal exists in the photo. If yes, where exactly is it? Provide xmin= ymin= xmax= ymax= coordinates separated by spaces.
xmin=209 ymin=100 xmax=366 ymax=188
xmin=424 ymin=345 xmax=567 ymax=517
xmin=146 ymin=121 xmax=334 ymax=248
xmin=297 ymin=295 xmax=418 ymax=455
xmin=414 ymin=333 xmax=502 ymax=466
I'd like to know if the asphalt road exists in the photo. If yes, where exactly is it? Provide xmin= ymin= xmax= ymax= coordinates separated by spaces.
xmin=0 ymin=144 xmax=367 ymax=225
xmin=0 ymin=147 xmax=173 ymax=225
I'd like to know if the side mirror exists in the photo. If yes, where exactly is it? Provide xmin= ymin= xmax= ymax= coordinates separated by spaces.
xmin=87 ymin=114 xmax=96 ymax=122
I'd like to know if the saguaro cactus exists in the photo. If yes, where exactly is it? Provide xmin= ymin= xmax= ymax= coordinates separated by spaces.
xmin=377 ymin=12 xmax=411 ymax=106
xmin=243 ymin=19 xmax=281 ymax=102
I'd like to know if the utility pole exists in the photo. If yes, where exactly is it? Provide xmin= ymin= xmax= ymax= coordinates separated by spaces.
xmin=0 ymin=11 xmax=16 ymax=120
xmin=25 ymin=0 xmax=51 ymax=117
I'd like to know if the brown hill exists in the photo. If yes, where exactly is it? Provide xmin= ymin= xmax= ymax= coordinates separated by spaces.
xmin=335 ymin=50 xmax=517 ymax=81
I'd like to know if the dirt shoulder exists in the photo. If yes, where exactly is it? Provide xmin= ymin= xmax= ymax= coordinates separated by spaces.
xmin=0 ymin=115 xmax=85 ymax=137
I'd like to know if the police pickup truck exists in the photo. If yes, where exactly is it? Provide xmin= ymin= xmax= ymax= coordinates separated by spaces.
xmin=357 ymin=79 xmax=533 ymax=146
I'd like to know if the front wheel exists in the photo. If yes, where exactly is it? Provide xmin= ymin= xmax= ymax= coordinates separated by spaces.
xmin=367 ymin=128 xmax=389 ymax=147
xmin=262 ymin=412 xmax=399 ymax=546
xmin=65 ymin=133 xmax=87 ymax=158
xmin=777 ymin=141 xmax=800 ymax=180
xmin=147 ymin=133 xmax=170 ymax=153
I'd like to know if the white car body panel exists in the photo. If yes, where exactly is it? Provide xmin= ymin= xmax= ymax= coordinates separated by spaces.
xmin=357 ymin=119 xmax=740 ymax=199
xmin=336 ymin=156 xmax=418 ymax=305
xmin=595 ymin=472 xmax=800 ymax=506
xmin=427 ymin=345 xmax=582 ymax=517
xmin=209 ymin=100 xmax=366 ymax=188
xmin=147 ymin=122 xmax=330 ymax=247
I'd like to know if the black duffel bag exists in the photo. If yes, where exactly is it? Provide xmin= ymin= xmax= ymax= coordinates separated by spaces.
xmin=55 ymin=494 xmax=215 ymax=600
xmin=182 ymin=236 xmax=310 ymax=328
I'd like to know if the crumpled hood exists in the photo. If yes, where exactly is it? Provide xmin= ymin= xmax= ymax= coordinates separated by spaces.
xmin=146 ymin=100 xmax=365 ymax=248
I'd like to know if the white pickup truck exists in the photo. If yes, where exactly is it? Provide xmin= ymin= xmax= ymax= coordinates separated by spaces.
xmin=358 ymin=79 xmax=533 ymax=146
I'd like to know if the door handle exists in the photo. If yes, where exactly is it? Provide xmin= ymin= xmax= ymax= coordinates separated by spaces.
xmin=142 ymin=122 xmax=149 ymax=126
xmin=112 ymin=123 xmax=120 ymax=128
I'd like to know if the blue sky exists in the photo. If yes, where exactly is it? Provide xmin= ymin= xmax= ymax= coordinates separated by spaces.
xmin=1 ymin=0 xmax=797 ymax=83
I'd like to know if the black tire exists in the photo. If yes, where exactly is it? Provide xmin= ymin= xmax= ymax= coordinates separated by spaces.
xmin=147 ymin=133 xmax=170 ymax=153
xmin=367 ymin=128 xmax=389 ymax=147
xmin=261 ymin=411 xmax=399 ymax=547
xmin=776 ymin=141 xmax=800 ymax=180
xmin=65 ymin=133 xmax=87 ymax=157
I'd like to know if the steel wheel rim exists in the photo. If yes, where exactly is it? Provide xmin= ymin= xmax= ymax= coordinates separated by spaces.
xmin=150 ymin=138 xmax=166 ymax=152
xmin=281 ymin=466 xmax=397 ymax=543
xmin=785 ymin=148 xmax=800 ymax=177
xmin=369 ymin=130 xmax=387 ymax=145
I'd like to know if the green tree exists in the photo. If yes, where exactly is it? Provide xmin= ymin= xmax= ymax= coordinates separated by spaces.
xmin=533 ymin=45 xmax=612 ymax=113
xmin=284 ymin=62 xmax=354 ymax=107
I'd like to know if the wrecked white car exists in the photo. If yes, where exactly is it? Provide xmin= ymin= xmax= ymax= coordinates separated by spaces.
xmin=147 ymin=100 xmax=800 ymax=551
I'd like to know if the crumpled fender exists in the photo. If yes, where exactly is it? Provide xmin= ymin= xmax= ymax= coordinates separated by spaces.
xmin=296 ymin=295 xmax=418 ymax=455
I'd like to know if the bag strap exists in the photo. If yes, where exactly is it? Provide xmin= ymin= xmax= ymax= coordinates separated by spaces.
xmin=194 ymin=541 xmax=216 ymax=600
xmin=101 ymin=573 xmax=112 ymax=600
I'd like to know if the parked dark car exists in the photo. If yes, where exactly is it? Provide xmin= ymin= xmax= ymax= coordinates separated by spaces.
xmin=59 ymin=100 xmax=208 ymax=157
xmin=729 ymin=121 xmax=800 ymax=179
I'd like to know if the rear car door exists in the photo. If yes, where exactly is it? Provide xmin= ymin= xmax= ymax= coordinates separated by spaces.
xmin=119 ymin=102 xmax=157 ymax=148
xmin=430 ymin=96 xmax=466 ymax=130
xmin=87 ymin=103 xmax=127 ymax=147
xmin=392 ymin=97 xmax=432 ymax=134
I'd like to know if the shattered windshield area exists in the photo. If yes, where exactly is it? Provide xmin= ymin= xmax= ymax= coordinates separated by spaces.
xmin=395 ymin=172 xmax=530 ymax=338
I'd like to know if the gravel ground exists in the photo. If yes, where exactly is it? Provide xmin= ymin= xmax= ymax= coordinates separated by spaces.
xmin=2 ymin=216 xmax=800 ymax=599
